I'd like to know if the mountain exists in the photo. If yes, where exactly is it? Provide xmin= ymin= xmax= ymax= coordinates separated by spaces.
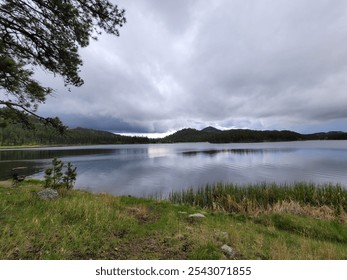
xmin=200 ymin=126 xmax=222 ymax=133
xmin=159 ymin=128 xmax=206 ymax=143
xmin=160 ymin=127 xmax=347 ymax=143
xmin=161 ymin=128 xmax=302 ymax=143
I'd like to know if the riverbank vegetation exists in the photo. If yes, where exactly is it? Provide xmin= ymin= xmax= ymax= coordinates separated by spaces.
xmin=169 ymin=182 xmax=347 ymax=216
xmin=1 ymin=180 xmax=346 ymax=259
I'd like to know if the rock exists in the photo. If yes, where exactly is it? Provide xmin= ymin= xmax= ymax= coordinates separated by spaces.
xmin=37 ymin=188 xmax=59 ymax=200
xmin=188 ymin=213 xmax=206 ymax=219
xmin=215 ymin=230 xmax=229 ymax=240
xmin=221 ymin=244 xmax=234 ymax=257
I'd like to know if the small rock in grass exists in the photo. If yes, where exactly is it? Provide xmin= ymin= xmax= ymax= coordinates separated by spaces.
xmin=37 ymin=188 xmax=59 ymax=200
xmin=221 ymin=244 xmax=234 ymax=257
xmin=215 ymin=230 xmax=229 ymax=240
xmin=188 ymin=213 xmax=206 ymax=219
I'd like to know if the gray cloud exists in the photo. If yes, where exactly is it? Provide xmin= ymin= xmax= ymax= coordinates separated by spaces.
xmin=37 ymin=0 xmax=347 ymax=134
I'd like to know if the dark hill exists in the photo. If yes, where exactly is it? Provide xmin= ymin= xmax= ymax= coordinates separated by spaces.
xmin=161 ymin=128 xmax=303 ymax=143
xmin=304 ymin=131 xmax=347 ymax=140
xmin=161 ymin=128 xmax=207 ymax=143
xmin=160 ymin=128 xmax=347 ymax=143
xmin=200 ymin=126 xmax=222 ymax=133
xmin=0 ymin=122 xmax=152 ymax=146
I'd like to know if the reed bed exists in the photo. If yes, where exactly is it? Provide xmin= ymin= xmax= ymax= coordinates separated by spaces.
xmin=169 ymin=182 xmax=347 ymax=215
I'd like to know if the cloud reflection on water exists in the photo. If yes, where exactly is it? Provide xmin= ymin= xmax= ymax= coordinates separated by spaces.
xmin=1 ymin=142 xmax=347 ymax=197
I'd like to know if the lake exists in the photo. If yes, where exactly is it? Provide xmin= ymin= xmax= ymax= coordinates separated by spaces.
xmin=1 ymin=141 xmax=347 ymax=197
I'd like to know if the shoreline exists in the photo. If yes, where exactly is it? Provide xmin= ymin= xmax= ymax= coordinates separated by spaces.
xmin=2 ymin=138 xmax=347 ymax=150
xmin=1 ymin=180 xmax=346 ymax=260
xmin=0 ymin=139 xmax=347 ymax=150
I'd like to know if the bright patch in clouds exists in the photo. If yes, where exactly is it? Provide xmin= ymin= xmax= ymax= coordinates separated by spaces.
xmin=118 ymin=132 xmax=174 ymax=139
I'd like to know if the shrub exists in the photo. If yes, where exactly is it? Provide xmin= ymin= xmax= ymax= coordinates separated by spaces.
xmin=44 ymin=158 xmax=77 ymax=190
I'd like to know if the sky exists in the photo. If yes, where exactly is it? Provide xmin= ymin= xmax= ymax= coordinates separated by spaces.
xmin=35 ymin=0 xmax=347 ymax=135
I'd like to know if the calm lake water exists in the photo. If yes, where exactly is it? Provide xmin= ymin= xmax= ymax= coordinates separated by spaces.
xmin=1 ymin=141 xmax=347 ymax=197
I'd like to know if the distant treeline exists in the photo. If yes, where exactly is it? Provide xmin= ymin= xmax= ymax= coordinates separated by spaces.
xmin=0 ymin=122 xmax=152 ymax=146
xmin=1 ymin=120 xmax=347 ymax=146
xmin=159 ymin=126 xmax=347 ymax=144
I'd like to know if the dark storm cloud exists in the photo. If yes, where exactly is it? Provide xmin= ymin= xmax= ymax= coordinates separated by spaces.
xmin=57 ymin=114 xmax=147 ymax=133
xmin=38 ymin=0 xmax=347 ymax=133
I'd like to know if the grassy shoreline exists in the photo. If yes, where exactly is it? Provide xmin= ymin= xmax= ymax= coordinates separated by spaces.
xmin=0 ymin=144 xmax=96 ymax=149
xmin=169 ymin=182 xmax=347 ymax=216
xmin=1 ymin=180 xmax=347 ymax=259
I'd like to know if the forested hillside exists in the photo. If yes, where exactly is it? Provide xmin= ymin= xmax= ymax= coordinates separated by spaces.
xmin=0 ymin=122 xmax=151 ymax=146
xmin=159 ymin=128 xmax=302 ymax=143
xmin=1 ymin=118 xmax=347 ymax=147
xmin=160 ymin=128 xmax=347 ymax=143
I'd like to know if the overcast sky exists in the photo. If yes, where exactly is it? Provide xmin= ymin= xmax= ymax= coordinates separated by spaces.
xmin=37 ymin=0 xmax=347 ymax=135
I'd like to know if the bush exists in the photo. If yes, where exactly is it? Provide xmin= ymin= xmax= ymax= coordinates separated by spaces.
xmin=44 ymin=158 xmax=77 ymax=190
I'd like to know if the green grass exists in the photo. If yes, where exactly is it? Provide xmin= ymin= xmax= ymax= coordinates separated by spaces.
xmin=1 ymin=180 xmax=347 ymax=259
xmin=169 ymin=182 xmax=347 ymax=214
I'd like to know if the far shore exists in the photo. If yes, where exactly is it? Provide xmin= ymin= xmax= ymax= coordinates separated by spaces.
xmin=2 ymin=138 xmax=347 ymax=150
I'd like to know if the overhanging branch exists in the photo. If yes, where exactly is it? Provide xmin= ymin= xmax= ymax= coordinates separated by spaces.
xmin=0 ymin=100 xmax=66 ymax=133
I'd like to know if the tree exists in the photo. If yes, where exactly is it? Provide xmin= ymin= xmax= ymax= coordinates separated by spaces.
xmin=44 ymin=157 xmax=64 ymax=188
xmin=44 ymin=158 xmax=77 ymax=190
xmin=0 ymin=0 xmax=126 ymax=131
xmin=63 ymin=162 xmax=77 ymax=190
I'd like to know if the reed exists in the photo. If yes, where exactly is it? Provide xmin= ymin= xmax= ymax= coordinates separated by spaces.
xmin=169 ymin=182 xmax=347 ymax=215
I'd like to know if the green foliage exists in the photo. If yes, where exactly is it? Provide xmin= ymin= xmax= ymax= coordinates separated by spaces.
xmin=255 ymin=213 xmax=347 ymax=244
xmin=63 ymin=162 xmax=78 ymax=190
xmin=0 ymin=115 xmax=152 ymax=146
xmin=44 ymin=158 xmax=77 ymax=190
xmin=0 ymin=0 xmax=126 ymax=128
xmin=188 ymin=242 xmax=221 ymax=260
xmin=169 ymin=182 xmax=347 ymax=213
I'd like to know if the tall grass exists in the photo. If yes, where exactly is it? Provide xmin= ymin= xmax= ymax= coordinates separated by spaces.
xmin=2 ymin=180 xmax=347 ymax=259
xmin=169 ymin=182 xmax=347 ymax=215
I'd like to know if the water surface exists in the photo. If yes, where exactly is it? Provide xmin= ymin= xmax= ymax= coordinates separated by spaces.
xmin=1 ymin=141 xmax=347 ymax=197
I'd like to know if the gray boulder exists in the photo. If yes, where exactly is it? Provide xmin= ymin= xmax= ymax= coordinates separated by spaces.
xmin=221 ymin=244 xmax=234 ymax=257
xmin=37 ymin=188 xmax=59 ymax=200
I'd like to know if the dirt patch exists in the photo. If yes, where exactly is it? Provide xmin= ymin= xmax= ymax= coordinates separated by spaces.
xmin=270 ymin=201 xmax=338 ymax=221
xmin=126 ymin=206 xmax=160 ymax=225
xmin=0 ymin=181 xmax=13 ymax=187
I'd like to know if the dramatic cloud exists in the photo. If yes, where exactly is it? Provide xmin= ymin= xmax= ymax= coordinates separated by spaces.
xmin=37 ymin=0 xmax=347 ymax=134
